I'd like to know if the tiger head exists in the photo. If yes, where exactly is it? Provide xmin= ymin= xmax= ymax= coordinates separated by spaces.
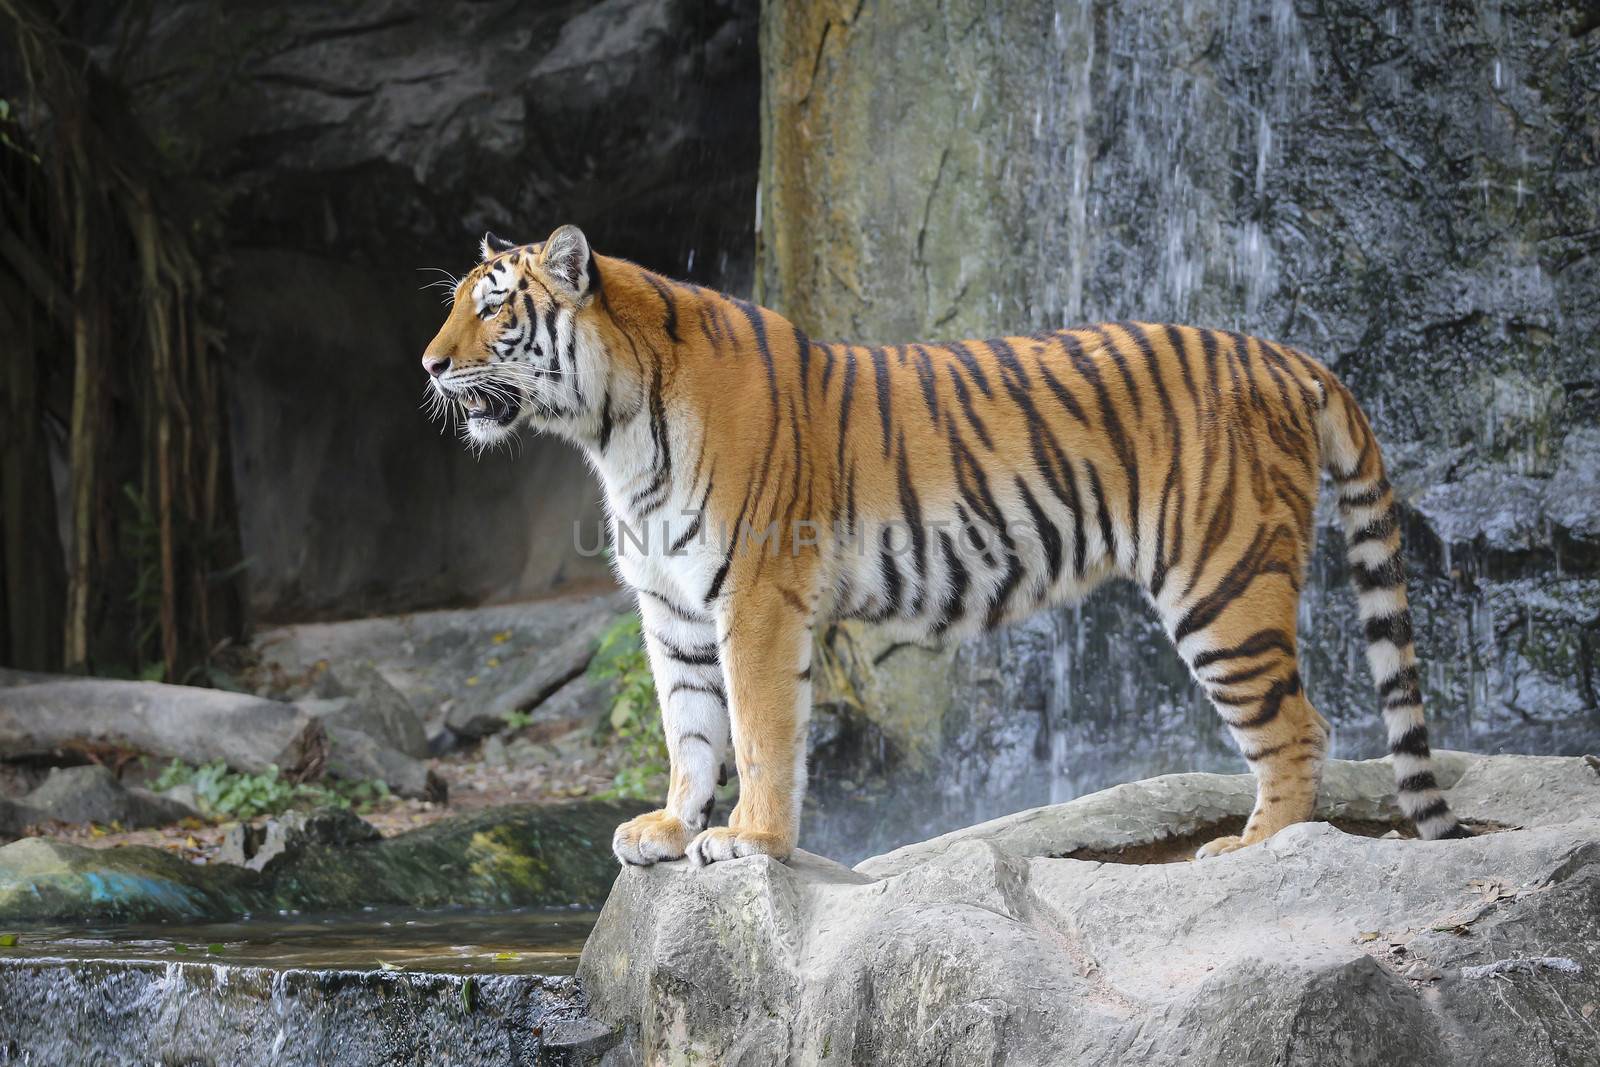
xmin=422 ymin=224 xmax=604 ymax=450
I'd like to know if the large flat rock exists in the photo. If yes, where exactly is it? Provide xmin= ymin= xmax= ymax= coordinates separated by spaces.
xmin=579 ymin=753 xmax=1600 ymax=1066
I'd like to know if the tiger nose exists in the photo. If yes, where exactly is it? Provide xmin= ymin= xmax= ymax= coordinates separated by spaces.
xmin=423 ymin=355 xmax=451 ymax=378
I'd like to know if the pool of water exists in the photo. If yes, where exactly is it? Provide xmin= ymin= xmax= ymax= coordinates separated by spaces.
xmin=0 ymin=905 xmax=596 ymax=977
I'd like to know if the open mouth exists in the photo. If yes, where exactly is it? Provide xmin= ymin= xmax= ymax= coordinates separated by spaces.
xmin=457 ymin=387 xmax=521 ymax=427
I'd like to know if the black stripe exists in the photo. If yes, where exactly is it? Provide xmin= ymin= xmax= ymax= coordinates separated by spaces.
xmin=987 ymin=337 xmax=1031 ymax=389
xmin=1390 ymin=725 xmax=1431 ymax=758
xmin=1172 ymin=523 xmax=1283 ymax=644
xmin=932 ymin=531 xmax=969 ymax=636
xmin=670 ymin=478 xmax=712 ymax=554
xmin=1088 ymin=325 xmax=1144 ymax=420
xmin=1396 ymin=771 xmax=1437 ymax=793
xmin=1062 ymin=332 xmax=1139 ymax=563
xmin=870 ymin=346 xmax=893 ymax=457
xmin=1037 ymin=363 xmax=1089 ymax=425
xmin=910 ymin=345 xmax=940 ymax=421
xmin=641 ymin=273 xmax=680 ymax=342
xmin=669 ymin=682 xmax=727 ymax=704
xmin=896 ymin=434 xmax=927 ymax=613
xmin=944 ymin=342 xmax=993 ymax=397
xmin=796 ymin=325 xmax=813 ymax=412
xmin=629 ymin=361 xmax=674 ymax=516
xmin=703 ymin=489 xmax=750 ymax=606
xmin=732 ymin=298 xmax=779 ymax=408
xmin=1119 ymin=322 xmax=1174 ymax=428
xmin=1411 ymin=797 xmax=1451 ymax=823
xmin=638 ymin=587 xmax=710 ymax=624
xmin=598 ymin=389 xmax=614 ymax=452
xmin=946 ymin=364 xmax=993 ymax=449
xmin=1364 ymin=612 xmax=1415 ymax=647
xmin=1161 ymin=323 xmax=1201 ymax=409
xmin=1016 ymin=477 xmax=1063 ymax=586
xmin=1339 ymin=478 xmax=1391 ymax=508
xmin=652 ymin=634 xmax=719 ymax=666
xmin=878 ymin=528 xmax=903 ymax=618
xmin=1229 ymin=672 xmax=1301 ymax=730
xmin=1083 ymin=461 xmax=1115 ymax=565
xmin=1208 ymin=660 xmax=1279 ymax=687
xmin=1379 ymin=665 xmax=1421 ymax=699
xmin=836 ymin=348 xmax=858 ymax=475
xmin=1189 ymin=628 xmax=1294 ymax=670
xmin=1350 ymin=556 xmax=1404 ymax=592
xmin=1350 ymin=509 xmax=1398 ymax=546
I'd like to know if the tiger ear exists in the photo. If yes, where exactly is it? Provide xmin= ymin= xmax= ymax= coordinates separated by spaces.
xmin=479 ymin=231 xmax=519 ymax=261
xmin=538 ymin=224 xmax=592 ymax=301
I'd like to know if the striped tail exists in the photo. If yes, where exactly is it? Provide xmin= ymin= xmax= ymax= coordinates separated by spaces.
xmin=1314 ymin=375 xmax=1470 ymax=841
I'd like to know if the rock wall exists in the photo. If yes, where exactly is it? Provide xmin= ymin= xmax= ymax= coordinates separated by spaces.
xmin=760 ymin=1 xmax=1600 ymax=860
xmin=88 ymin=0 xmax=759 ymax=619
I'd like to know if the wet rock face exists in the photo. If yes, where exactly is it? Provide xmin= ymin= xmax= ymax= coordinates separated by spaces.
xmin=0 ymin=961 xmax=605 ymax=1067
xmin=581 ymin=755 xmax=1600 ymax=1066
xmin=83 ymin=0 xmax=758 ymax=619
xmin=761 ymin=2 xmax=1600 ymax=860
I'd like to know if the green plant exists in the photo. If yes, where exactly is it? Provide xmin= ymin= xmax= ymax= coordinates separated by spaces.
xmin=501 ymin=708 xmax=535 ymax=732
xmin=150 ymin=758 xmax=390 ymax=818
xmin=589 ymin=615 xmax=668 ymax=798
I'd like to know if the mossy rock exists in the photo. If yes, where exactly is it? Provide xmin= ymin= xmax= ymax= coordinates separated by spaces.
xmin=0 ymin=799 xmax=646 ymax=925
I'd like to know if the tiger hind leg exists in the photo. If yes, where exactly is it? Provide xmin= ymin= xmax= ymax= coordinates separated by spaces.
xmin=1178 ymin=608 xmax=1330 ymax=859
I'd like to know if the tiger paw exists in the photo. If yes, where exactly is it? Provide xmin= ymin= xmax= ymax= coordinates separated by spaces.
xmin=1194 ymin=834 xmax=1247 ymax=859
xmin=612 ymin=810 xmax=694 ymax=866
xmin=687 ymin=826 xmax=792 ymax=867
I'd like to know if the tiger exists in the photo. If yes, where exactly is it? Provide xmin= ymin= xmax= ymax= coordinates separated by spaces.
xmin=421 ymin=224 xmax=1469 ymax=867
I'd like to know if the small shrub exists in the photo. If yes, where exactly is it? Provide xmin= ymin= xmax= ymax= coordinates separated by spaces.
xmin=589 ymin=615 xmax=668 ymax=798
xmin=150 ymin=758 xmax=390 ymax=818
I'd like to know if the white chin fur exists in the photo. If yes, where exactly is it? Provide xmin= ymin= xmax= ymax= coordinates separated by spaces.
xmin=465 ymin=412 xmax=521 ymax=447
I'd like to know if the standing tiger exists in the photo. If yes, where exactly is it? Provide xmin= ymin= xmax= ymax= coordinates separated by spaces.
xmin=422 ymin=225 xmax=1469 ymax=866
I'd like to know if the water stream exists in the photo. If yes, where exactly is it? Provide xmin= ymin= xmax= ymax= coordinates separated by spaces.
xmin=0 ymin=905 xmax=595 ymax=977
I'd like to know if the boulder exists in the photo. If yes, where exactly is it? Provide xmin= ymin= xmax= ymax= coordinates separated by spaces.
xmin=20 ymin=765 xmax=199 ymax=830
xmin=513 ymin=671 xmax=618 ymax=742
xmin=0 ymin=672 xmax=428 ymax=800
xmin=579 ymin=753 xmax=1600 ymax=1066
xmin=0 ymin=798 xmax=41 ymax=841
xmin=311 ymin=662 xmax=429 ymax=757
xmin=0 ymin=675 xmax=319 ymax=776
xmin=217 ymin=807 xmax=381 ymax=874
xmin=448 ymin=610 xmax=617 ymax=738
xmin=255 ymin=591 xmax=631 ymax=739
xmin=0 ymin=837 xmax=258 ymax=924
xmin=321 ymin=725 xmax=445 ymax=802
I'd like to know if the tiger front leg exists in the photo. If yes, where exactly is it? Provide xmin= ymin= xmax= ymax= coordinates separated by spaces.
xmin=611 ymin=592 xmax=730 ymax=866
xmin=688 ymin=583 xmax=816 ymax=866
